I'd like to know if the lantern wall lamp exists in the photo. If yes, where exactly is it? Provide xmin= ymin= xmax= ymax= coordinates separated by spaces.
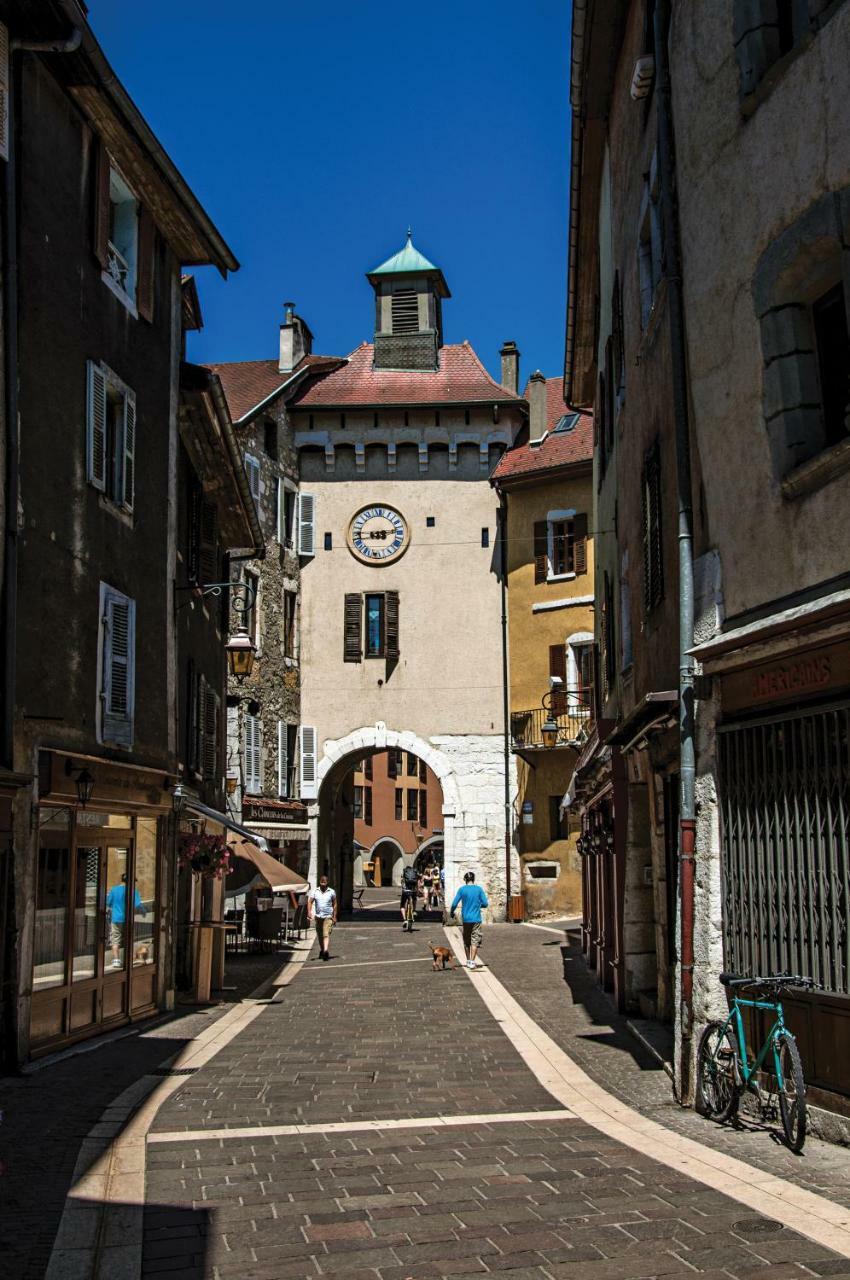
xmin=176 ymin=580 xmax=257 ymax=681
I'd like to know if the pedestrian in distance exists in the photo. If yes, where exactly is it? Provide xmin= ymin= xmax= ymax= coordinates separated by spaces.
xmin=105 ymin=872 xmax=143 ymax=969
xmin=450 ymin=871 xmax=489 ymax=969
xmin=308 ymin=873 xmax=337 ymax=961
xmin=399 ymin=861 xmax=420 ymax=929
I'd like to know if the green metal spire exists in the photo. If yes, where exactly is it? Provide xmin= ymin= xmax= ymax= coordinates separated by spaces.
xmin=369 ymin=230 xmax=440 ymax=276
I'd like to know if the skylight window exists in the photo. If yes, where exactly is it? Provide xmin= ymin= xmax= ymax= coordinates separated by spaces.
xmin=552 ymin=413 xmax=579 ymax=434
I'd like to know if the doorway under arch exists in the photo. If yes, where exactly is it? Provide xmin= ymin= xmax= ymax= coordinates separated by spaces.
xmin=369 ymin=836 xmax=406 ymax=887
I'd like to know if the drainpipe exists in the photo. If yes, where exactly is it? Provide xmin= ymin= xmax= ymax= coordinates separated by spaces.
xmin=498 ymin=491 xmax=513 ymax=919
xmin=2 ymin=25 xmax=82 ymax=768
xmin=653 ymin=0 xmax=696 ymax=1100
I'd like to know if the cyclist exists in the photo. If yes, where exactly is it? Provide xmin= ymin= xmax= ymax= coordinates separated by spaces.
xmin=400 ymin=862 xmax=419 ymax=930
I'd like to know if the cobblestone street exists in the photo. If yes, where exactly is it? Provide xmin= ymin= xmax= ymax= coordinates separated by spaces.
xmin=129 ymin=906 xmax=850 ymax=1280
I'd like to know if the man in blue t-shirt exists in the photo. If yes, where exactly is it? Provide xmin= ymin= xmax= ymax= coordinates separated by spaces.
xmin=450 ymin=872 xmax=489 ymax=969
xmin=105 ymin=873 xmax=143 ymax=969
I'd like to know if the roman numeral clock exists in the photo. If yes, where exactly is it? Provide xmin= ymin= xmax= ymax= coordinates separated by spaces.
xmin=347 ymin=504 xmax=410 ymax=564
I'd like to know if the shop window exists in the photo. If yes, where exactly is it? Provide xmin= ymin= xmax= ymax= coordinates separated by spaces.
xmin=86 ymin=361 xmax=136 ymax=513
xmin=98 ymin=582 xmax=136 ymax=749
xmin=549 ymin=797 xmax=569 ymax=842
xmin=34 ymin=843 xmax=70 ymax=991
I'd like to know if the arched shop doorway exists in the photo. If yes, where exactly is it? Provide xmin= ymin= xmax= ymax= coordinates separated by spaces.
xmin=309 ymin=727 xmax=462 ymax=913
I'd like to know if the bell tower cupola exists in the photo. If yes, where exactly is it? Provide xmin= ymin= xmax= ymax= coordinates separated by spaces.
xmin=367 ymin=230 xmax=451 ymax=371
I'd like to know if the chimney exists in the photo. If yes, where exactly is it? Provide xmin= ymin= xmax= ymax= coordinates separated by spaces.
xmin=528 ymin=370 xmax=548 ymax=439
xmin=279 ymin=302 xmax=313 ymax=373
xmin=500 ymin=340 xmax=520 ymax=395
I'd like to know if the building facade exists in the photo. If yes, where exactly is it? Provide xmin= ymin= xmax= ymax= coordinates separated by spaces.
xmin=0 ymin=3 xmax=238 ymax=1064
xmin=288 ymin=235 xmax=526 ymax=915
xmin=492 ymin=375 xmax=594 ymax=918
xmin=351 ymin=749 xmax=445 ymax=885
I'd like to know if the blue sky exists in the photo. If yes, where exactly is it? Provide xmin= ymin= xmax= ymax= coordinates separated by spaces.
xmin=93 ymin=1 xmax=572 ymax=383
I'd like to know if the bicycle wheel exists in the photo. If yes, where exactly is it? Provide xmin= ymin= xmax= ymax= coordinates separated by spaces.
xmin=774 ymin=1032 xmax=806 ymax=1152
xmin=696 ymin=1020 xmax=740 ymax=1123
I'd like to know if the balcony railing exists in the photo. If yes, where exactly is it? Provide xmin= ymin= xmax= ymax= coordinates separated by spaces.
xmin=510 ymin=699 xmax=594 ymax=751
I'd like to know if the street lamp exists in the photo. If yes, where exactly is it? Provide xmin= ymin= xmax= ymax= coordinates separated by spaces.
xmin=176 ymin=579 xmax=257 ymax=681
xmin=65 ymin=760 xmax=95 ymax=807
xmin=541 ymin=714 xmax=559 ymax=749
xmin=540 ymin=683 xmax=563 ymax=748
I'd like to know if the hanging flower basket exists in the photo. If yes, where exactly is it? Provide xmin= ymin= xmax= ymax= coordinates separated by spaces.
xmin=179 ymin=832 xmax=232 ymax=880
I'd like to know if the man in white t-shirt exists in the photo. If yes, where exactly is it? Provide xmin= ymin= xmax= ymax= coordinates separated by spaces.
xmin=308 ymin=874 xmax=337 ymax=961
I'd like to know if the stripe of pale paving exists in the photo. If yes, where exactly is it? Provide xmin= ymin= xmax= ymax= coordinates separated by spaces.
xmin=147 ymin=1106 xmax=573 ymax=1145
xmin=444 ymin=927 xmax=850 ymax=1258
xmin=45 ymin=938 xmax=313 ymax=1280
xmin=299 ymin=956 xmax=433 ymax=970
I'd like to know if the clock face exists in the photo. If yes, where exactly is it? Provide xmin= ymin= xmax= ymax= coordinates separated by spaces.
xmin=347 ymin=504 xmax=410 ymax=565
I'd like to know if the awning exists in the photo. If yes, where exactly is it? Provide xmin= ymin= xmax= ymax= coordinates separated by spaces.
xmin=228 ymin=836 xmax=309 ymax=893
xmin=173 ymin=786 xmax=269 ymax=852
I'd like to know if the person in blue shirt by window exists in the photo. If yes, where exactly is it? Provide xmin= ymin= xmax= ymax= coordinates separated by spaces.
xmin=450 ymin=871 xmax=489 ymax=970
xmin=105 ymin=872 xmax=143 ymax=969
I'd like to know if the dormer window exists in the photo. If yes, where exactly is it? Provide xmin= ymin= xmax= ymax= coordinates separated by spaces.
xmin=391 ymin=289 xmax=419 ymax=334
xmin=94 ymin=139 xmax=155 ymax=321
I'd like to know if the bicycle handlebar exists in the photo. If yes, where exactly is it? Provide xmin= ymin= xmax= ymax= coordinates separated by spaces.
xmin=719 ymin=971 xmax=816 ymax=990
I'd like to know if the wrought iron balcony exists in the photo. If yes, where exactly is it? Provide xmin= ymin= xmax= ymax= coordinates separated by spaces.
xmin=510 ymin=699 xmax=594 ymax=751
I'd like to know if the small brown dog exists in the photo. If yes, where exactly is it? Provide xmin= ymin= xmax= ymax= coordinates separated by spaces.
xmin=428 ymin=941 xmax=456 ymax=971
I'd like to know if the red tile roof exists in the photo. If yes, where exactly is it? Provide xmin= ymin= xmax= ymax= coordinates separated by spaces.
xmin=204 ymin=354 xmax=340 ymax=423
xmin=289 ymin=341 xmax=523 ymax=408
xmin=492 ymin=377 xmax=593 ymax=482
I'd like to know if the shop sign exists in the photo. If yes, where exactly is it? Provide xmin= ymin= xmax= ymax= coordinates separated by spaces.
xmin=242 ymin=799 xmax=305 ymax=825
xmin=721 ymin=640 xmax=850 ymax=713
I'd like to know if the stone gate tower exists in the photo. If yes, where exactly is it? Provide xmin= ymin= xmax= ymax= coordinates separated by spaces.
xmin=290 ymin=234 xmax=527 ymax=914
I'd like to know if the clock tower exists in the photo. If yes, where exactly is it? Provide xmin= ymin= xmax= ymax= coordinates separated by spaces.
xmin=367 ymin=230 xmax=450 ymax=372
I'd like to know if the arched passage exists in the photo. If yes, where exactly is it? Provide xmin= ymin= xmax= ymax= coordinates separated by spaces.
xmin=308 ymin=726 xmax=463 ymax=912
xmin=369 ymin=836 xmax=406 ymax=887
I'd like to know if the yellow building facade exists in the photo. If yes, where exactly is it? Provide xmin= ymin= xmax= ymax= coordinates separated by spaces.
xmin=493 ymin=373 xmax=594 ymax=917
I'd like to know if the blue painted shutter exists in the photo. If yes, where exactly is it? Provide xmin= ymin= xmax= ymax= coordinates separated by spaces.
xmin=101 ymin=585 xmax=135 ymax=747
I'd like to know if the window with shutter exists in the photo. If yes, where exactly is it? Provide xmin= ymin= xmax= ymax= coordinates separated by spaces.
xmin=533 ymin=521 xmax=548 ymax=584
xmin=122 ymin=390 xmax=136 ymax=512
xmin=549 ymin=643 xmax=567 ymax=715
xmin=284 ymin=590 xmax=297 ymax=658
xmin=343 ymin=594 xmax=362 ymax=662
xmin=551 ymin=519 xmax=575 ymax=576
xmin=244 ymin=714 xmax=262 ymax=794
xmin=186 ymin=659 xmax=199 ymax=773
xmin=244 ymin=454 xmax=261 ymax=509
xmin=0 ymin=23 xmax=10 ymax=163
xmin=385 ymin=591 xmax=400 ymax=659
xmin=365 ymin=594 xmax=385 ymax=657
xmin=298 ymin=493 xmax=316 ymax=556
xmin=199 ymin=503 xmax=217 ymax=585
xmin=573 ymin=513 xmax=588 ymax=576
xmin=407 ymin=789 xmax=418 ymax=822
xmin=300 ymin=725 xmax=318 ymax=799
xmin=202 ymin=683 xmax=219 ymax=782
xmin=99 ymin=583 xmax=135 ymax=748
xmin=353 ymin=785 xmax=363 ymax=819
xmin=278 ymin=720 xmax=288 ymax=797
xmin=87 ymin=361 xmax=107 ymax=492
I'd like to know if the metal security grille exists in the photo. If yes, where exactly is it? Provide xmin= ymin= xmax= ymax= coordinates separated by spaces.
xmin=719 ymin=699 xmax=850 ymax=995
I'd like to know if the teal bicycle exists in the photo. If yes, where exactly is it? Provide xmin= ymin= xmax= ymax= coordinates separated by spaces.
xmin=696 ymin=972 xmax=814 ymax=1153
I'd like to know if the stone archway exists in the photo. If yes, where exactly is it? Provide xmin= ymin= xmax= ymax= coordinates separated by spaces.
xmin=309 ymin=725 xmax=461 ymax=901
xmin=369 ymin=836 xmax=406 ymax=887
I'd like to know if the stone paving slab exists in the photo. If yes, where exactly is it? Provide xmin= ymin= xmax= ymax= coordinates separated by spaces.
xmin=142 ymin=918 xmax=850 ymax=1278
xmin=483 ymin=925 xmax=850 ymax=1209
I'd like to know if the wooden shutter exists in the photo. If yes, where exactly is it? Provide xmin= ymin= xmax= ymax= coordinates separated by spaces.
xmin=300 ymin=724 xmax=318 ymax=799
xmin=278 ymin=720 xmax=288 ymax=797
xmin=245 ymin=715 xmax=262 ymax=794
xmin=199 ymin=502 xmax=217 ymax=585
xmin=0 ymin=23 xmax=9 ymax=163
xmin=86 ymin=361 xmax=107 ymax=491
xmin=533 ymin=521 xmax=548 ymax=584
xmin=94 ymin=139 xmax=111 ymax=269
xmin=364 ymin=786 xmax=372 ymax=825
xmin=202 ymin=684 xmax=219 ymax=781
xmin=385 ymin=591 xmax=400 ymax=659
xmin=343 ymin=593 xmax=362 ymax=662
xmin=122 ymin=388 xmax=136 ymax=512
xmin=298 ymin=492 xmax=315 ymax=556
xmin=186 ymin=660 xmax=199 ymax=773
xmin=549 ymin=643 xmax=567 ymax=714
xmin=573 ymin=513 xmax=588 ymax=576
xmin=101 ymin=586 xmax=135 ymax=747
xmin=136 ymin=205 xmax=155 ymax=322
